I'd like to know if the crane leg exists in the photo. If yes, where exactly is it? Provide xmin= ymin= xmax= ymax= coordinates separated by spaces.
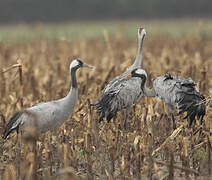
xmin=198 ymin=115 xmax=204 ymax=140
xmin=166 ymin=104 xmax=176 ymax=130
xmin=123 ymin=109 xmax=130 ymax=130
xmin=171 ymin=113 xmax=176 ymax=129
xmin=200 ymin=115 xmax=203 ymax=125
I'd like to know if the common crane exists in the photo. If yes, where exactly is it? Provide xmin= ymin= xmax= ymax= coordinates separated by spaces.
xmin=143 ymin=73 xmax=206 ymax=129
xmin=3 ymin=59 xmax=94 ymax=139
xmin=103 ymin=27 xmax=146 ymax=94
xmin=94 ymin=69 xmax=148 ymax=129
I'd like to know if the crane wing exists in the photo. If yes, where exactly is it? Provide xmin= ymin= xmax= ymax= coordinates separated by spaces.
xmin=95 ymin=77 xmax=142 ymax=122
xmin=3 ymin=111 xmax=24 ymax=139
xmin=153 ymin=74 xmax=205 ymax=126
xmin=103 ymin=72 xmax=129 ymax=94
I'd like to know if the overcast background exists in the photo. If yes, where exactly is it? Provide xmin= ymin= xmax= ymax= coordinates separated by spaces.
xmin=0 ymin=0 xmax=211 ymax=24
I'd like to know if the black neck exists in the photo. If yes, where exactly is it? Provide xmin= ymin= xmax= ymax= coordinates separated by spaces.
xmin=133 ymin=74 xmax=146 ymax=89
xmin=71 ymin=68 xmax=78 ymax=88
xmin=141 ymin=76 xmax=146 ymax=89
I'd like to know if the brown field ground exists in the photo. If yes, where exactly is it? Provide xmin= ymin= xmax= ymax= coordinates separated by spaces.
xmin=0 ymin=30 xmax=212 ymax=179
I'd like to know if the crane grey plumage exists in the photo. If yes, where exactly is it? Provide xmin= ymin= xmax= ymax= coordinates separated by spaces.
xmin=95 ymin=69 xmax=147 ymax=128
xmin=143 ymin=73 xmax=206 ymax=129
xmin=103 ymin=27 xmax=146 ymax=94
xmin=3 ymin=59 xmax=94 ymax=139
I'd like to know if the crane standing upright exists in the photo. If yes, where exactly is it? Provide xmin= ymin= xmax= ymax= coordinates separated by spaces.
xmin=103 ymin=27 xmax=146 ymax=94
xmin=3 ymin=59 xmax=94 ymax=139
xmin=93 ymin=28 xmax=146 ymax=128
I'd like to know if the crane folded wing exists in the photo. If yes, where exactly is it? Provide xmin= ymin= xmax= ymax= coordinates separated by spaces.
xmin=175 ymin=80 xmax=206 ymax=126
xmin=3 ymin=111 xmax=23 ymax=139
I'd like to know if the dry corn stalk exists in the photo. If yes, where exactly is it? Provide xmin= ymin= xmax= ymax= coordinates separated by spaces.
xmin=152 ymin=125 xmax=183 ymax=156
xmin=3 ymin=164 xmax=16 ymax=180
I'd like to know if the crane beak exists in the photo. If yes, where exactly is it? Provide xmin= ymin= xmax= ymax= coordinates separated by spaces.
xmin=138 ymin=27 xmax=143 ymax=34
xmin=82 ymin=63 xmax=95 ymax=69
xmin=127 ymin=73 xmax=132 ymax=79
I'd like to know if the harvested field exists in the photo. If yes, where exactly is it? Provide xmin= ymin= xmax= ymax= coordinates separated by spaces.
xmin=0 ymin=29 xmax=212 ymax=179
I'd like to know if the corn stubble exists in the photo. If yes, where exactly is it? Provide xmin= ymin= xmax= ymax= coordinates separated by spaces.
xmin=0 ymin=32 xmax=212 ymax=179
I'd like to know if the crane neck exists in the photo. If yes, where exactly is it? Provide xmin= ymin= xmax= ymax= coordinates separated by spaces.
xmin=62 ymin=67 xmax=78 ymax=109
xmin=142 ymin=83 xmax=156 ymax=97
xmin=57 ymin=66 xmax=79 ymax=118
xmin=133 ymin=35 xmax=145 ymax=68
xmin=70 ymin=68 xmax=78 ymax=89
xmin=126 ymin=35 xmax=145 ymax=74
xmin=141 ymin=76 xmax=147 ymax=89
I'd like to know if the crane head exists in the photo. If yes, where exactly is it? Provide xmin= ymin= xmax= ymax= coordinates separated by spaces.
xmin=138 ymin=28 xmax=146 ymax=39
xmin=70 ymin=59 xmax=94 ymax=71
xmin=131 ymin=68 xmax=147 ymax=79
xmin=70 ymin=59 xmax=82 ymax=70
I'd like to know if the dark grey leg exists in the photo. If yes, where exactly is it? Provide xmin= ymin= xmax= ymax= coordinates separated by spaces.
xmin=200 ymin=115 xmax=203 ymax=125
xmin=166 ymin=103 xmax=176 ymax=130
xmin=198 ymin=115 xmax=204 ymax=139
xmin=123 ymin=108 xmax=131 ymax=130
xmin=123 ymin=110 xmax=128 ymax=130
xmin=171 ymin=113 xmax=176 ymax=129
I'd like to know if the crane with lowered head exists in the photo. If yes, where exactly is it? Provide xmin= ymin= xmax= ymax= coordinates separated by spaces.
xmin=143 ymin=73 xmax=206 ymax=129
xmin=94 ymin=68 xmax=148 ymax=129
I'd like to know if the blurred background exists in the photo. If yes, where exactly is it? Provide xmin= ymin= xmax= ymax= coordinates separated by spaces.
xmin=0 ymin=0 xmax=212 ymax=40
xmin=0 ymin=1 xmax=212 ymax=179
xmin=0 ymin=0 xmax=212 ymax=23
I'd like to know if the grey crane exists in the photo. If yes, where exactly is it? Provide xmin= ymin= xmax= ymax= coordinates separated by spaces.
xmin=143 ymin=73 xmax=206 ymax=129
xmin=3 ymin=59 xmax=94 ymax=139
xmin=94 ymin=69 xmax=148 ymax=129
xmin=103 ymin=27 xmax=146 ymax=94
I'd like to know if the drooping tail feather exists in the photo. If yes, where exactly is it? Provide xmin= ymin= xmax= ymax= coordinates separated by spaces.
xmin=177 ymin=92 xmax=206 ymax=127
xmin=92 ymin=93 xmax=117 ymax=123
xmin=3 ymin=111 xmax=23 ymax=139
xmin=93 ymin=100 xmax=106 ymax=123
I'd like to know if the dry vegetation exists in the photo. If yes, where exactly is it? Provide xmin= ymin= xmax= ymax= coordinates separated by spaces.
xmin=0 ymin=31 xmax=212 ymax=179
